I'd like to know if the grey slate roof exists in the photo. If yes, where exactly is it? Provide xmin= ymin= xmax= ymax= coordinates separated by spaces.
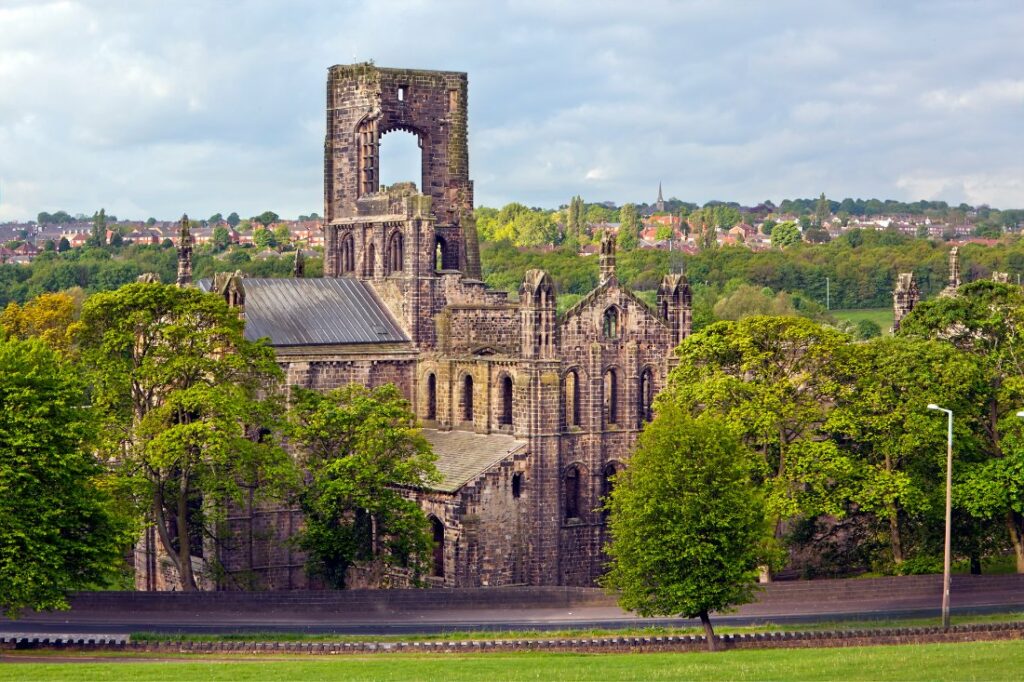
xmin=421 ymin=429 xmax=527 ymax=493
xmin=199 ymin=278 xmax=408 ymax=346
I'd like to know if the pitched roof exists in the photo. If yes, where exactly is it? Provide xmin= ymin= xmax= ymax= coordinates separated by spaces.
xmin=421 ymin=429 xmax=527 ymax=493
xmin=199 ymin=277 xmax=409 ymax=346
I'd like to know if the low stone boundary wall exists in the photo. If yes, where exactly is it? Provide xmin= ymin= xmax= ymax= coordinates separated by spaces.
xmin=3 ymin=622 xmax=1022 ymax=655
xmin=58 ymin=574 xmax=1024 ymax=615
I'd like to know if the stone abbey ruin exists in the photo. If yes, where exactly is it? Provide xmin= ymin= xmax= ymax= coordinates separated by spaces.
xmin=136 ymin=64 xmax=692 ymax=590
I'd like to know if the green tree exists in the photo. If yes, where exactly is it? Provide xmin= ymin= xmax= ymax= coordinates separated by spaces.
xmin=253 ymin=227 xmax=276 ymax=249
xmin=208 ymin=213 xmax=224 ymax=224
xmin=289 ymin=384 xmax=439 ymax=588
xmin=0 ymin=291 xmax=80 ymax=352
xmin=88 ymin=209 xmax=107 ymax=248
xmin=212 ymin=226 xmax=231 ymax=252
xmin=899 ymin=281 xmax=1024 ymax=571
xmin=0 ymin=336 xmax=130 ymax=616
xmin=513 ymin=211 xmax=558 ymax=247
xmin=827 ymin=337 xmax=990 ymax=566
xmin=256 ymin=211 xmax=280 ymax=227
xmin=712 ymin=284 xmax=798 ymax=320
xmin=654 ymin=225 xmax=674 ymax=242
xmin=814 ymin=192 xmax=831 ymax=228
xmin=73 ymin=283 xmax=295 ymax=590
xmin=565 ymin=195 xmax=584 ymax=249
xmin=669 ymin=317 xmax=849 ymax=545
xmin=273 ymin=224 xmax=291 ymax=246
xmin=770 ymin=221 xmax=800 ymax=249
xmin=617 ymin=203 xmax=640 ymax=251
xmin=226 ymin=212 xmax=241 ymax=228
xmin=58 ymin=237 xmax=71 ymax=252
xmin=602 ymin=408 xmax=764 ymax=650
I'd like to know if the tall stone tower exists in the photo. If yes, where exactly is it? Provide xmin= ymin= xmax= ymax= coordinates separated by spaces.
xmin=940 ymin=246 xmax=961 ymax=297
xmin=599 ymin=232 xmax=617 ymax=285
xmin=176 ymin=214 xmax=193 ymax=287
xmin=892 ymin=272 xmax=920 ymax=332
xmin=655 ymin=182 xmax=665 ymax=213
xmin=322 ymin=63 xmax=481 ymax=280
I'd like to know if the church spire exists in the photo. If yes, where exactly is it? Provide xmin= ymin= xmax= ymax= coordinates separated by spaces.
xmin=656 ymin=182 xmax=665 ymax=213
xmin=176 ymin=214 xmax=193 ymax=287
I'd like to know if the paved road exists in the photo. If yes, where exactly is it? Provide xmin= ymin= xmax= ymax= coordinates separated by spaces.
xmin=4 ymin=575 xmax=1023 ymax=636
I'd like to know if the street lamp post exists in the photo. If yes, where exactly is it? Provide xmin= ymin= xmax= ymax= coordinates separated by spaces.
xmin=927 ymin=403 xmax=953 ymax=632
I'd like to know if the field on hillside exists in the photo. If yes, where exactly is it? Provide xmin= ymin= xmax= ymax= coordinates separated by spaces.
xmin=833 ymin=307 xmax=894 ymax=334
xmin=2 ymin=640 xmax=1022 ymax=681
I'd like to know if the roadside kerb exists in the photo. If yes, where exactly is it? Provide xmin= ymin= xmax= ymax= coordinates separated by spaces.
xmin=2 ymin=622 xmax=1022 ymax=655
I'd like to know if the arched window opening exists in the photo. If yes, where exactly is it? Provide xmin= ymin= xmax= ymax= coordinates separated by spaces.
xmin=366 ymin=243 xmax=376 ymax=278
xmin=435 ymin=234 xmax=458 ymax=270
xmin=601 ymin=463 xmax=620 ymax=520
xmin=430 ymin=516 xmax=445 ymax=578
xmin=604 ymin=369 xmax=618 ymax=425
xmin=340 ymin=232 xmax=355 ymax=273
xmin=603 ymin=306 xmax=620 ymax=339
xmin=564 ymin=466 xmax=581 ymax=519
xmin=639 ymin=369 xmax=655 ymax=423
xmin=386 ymin=231 xmax=404 ymax=274
xmin=500 ymin=375 xmax=513 ymax=426
xmin=660 ymin=300 xmax=668 ymax=321
xmin=512 ymin=472 xmax=523 ymax=499
xmin=379 ymin=129 xmax=422 ymax=190
xmin=426 ymin=373 xmax=437 ymax=420
xmin=463 ymin=374 xmax=474 ymax=422
xmin=564 ymin=370 xmax=580 ymax=428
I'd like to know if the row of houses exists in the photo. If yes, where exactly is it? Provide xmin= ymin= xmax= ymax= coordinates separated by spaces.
xmin=0 ymin=219 xmax=326 ymax=264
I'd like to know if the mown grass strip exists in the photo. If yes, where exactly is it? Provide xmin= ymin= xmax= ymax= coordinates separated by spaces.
xmin=1 ymin=640 xmax=1022 ymax=681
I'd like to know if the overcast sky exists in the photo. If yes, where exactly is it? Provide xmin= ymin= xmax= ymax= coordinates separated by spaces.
xmin=1 ymin=0 xmax=1022 ymax=221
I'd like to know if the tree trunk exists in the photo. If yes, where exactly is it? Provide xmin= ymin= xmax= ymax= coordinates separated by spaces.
xmin=699 ymin=610 xmax=716 ymax=652
xmin=885 ymin=454 xmax=903 ymax=565
xmin=177 ymin=475 xmax=197 ymax=591
xmin=152 ymin=494 xmax=185 ymax=590
xmin=888 ymin=508 xmax=904 ymax=565
xmin=1007 ymin=511 xmax=1024 ymax=574
xmin=970 ymin=553 xmax=982 ymax=575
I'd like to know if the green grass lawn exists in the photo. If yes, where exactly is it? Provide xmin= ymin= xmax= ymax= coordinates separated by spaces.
xmin=832 ymin=307 xmax=894 ymax=334
xmin=2 ymin=641 xmax=1022 ymax=681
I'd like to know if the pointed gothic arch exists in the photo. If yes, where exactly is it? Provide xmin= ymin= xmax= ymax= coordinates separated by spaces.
xmin=339 ymin=232 xmax=355 ymax=273
xmin=386 ymin=230 xmax=404 ymax=274
xmin=604 ymin=368 xmax=619 ymax=426
xmin=639 ymin=367 xmax=655 ymax=424
xmin=563 ymin=369 xmax=581 ymax=429
xmin=499 ymin=374 xmax=513 ymax=427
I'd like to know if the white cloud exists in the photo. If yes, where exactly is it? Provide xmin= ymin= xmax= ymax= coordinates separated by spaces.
xmin=921 ymin=79 xmax=1024 ymax=111
xmin=1 ymin=0 xmax=1023 ymax=219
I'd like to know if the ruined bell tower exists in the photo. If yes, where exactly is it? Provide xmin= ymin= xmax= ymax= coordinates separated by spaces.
xmin=322 ymin=63 xmax=481 ymax=280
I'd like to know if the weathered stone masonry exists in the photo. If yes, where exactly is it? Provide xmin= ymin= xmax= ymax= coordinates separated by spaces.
xmin=150 ymin=64 xmax=692 ymax=591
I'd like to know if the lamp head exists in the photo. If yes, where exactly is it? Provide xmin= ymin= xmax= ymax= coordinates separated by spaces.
xmin=927 ymin=404 xmax=940 ymax=410
xmin=1017 ymin=411 xmax=1024 ymax=418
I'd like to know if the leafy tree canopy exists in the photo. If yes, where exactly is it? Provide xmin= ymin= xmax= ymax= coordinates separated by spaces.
xmin=289 ymin=384 xmax=439 ymax=588
xmin=602 ymin=407 xmax=764 ymax=650
xmin=0 ymin=336 xmax=131 ymax=616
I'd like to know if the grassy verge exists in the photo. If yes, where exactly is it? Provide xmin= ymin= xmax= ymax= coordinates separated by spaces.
xmin=127 ymin=610 xmax=1024 ymax=643
xmin=2 ymin=641 xmax=1022 ymax=681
